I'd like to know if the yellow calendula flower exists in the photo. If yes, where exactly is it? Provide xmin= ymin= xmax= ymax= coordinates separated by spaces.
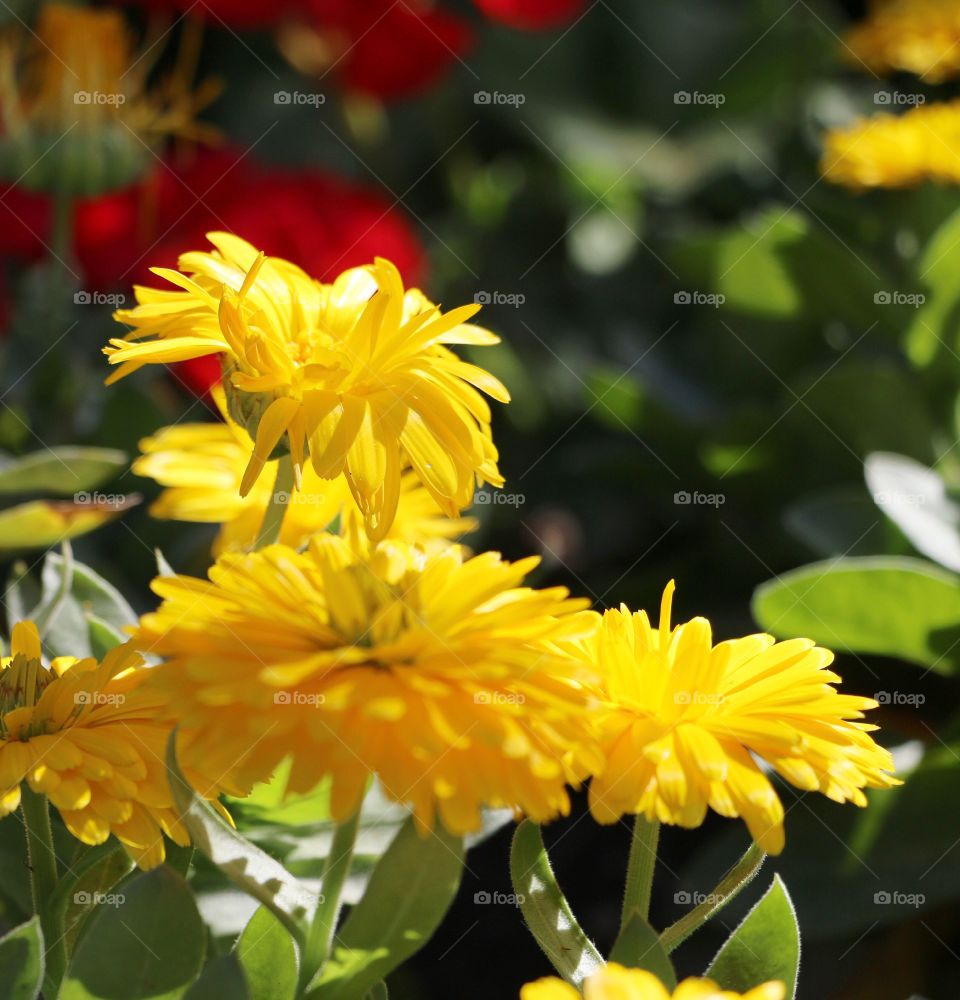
xmin=0 ymin=622 xmax=231 ymax=869
xmin=844 ymin=0 xmax=960 ymax=82
xmin=134 ymin=537 xmax=602 ymax=834
xmin=134 ymin=385 xmax=477 ymax=554
xmin=587 ymin=582 xmax=899 ymax=855
xmin=0 ymin=3 xmax=217 ymax=196
xmin=821 ymin=100 xmax=960 ymax=189
xmin=521 ymin=966 xmax=785 ymax=1000
xmin=106 ymin=234 xmax=509 ymax=540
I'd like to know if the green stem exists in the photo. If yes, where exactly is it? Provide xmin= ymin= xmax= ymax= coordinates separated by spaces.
xmin=620 ymin=816 xmax=659 ymax=930
xmin=256 ymin=454 xmax=295 ymax=549
xmin=300 ymin=810 xmax=360 ymax=992
xmin=21 ymin=786 xmax=67 ymax=994
xmin=659 ymin=841 xmax=765 ymax=954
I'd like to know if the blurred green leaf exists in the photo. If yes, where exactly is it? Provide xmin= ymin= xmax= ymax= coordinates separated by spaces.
xmin=0 ymin=917 xmax=44 ymax=1000
xmin=783 ymin=488 xmax=891 ymax=558
xmin=904 ymin=206 xmax=960 ymax=366
xmin=753 ymin=557 xmax=960 ymax=673
xmin=706 ymin=876 xmax=799 ymax=998
xmin=60 ymin=867 xmax=205 ymax=1000
xmin=0 ymin=448 xmax=127 ymax=496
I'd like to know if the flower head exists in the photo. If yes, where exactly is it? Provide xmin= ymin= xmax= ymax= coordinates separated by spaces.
xmin=0 ymin=4 xmax=217 ymax=196
xmin=844 ymin=0 xmax=960 ymax=82
xmin=521 ymin=965 xmax=785 ymax=1000
xmin=821 ymin=101 xmax=960 ymax=189
xmin=134 ymin=385 xmax=477 ymax=553
xmin=587 ymin=582 xmax=899 ymax=854
xmin=0 ymin=622 xmax=231 ymax=869
xmin=134 ymin=537 xmax=601 ymax=834
xmin=473 ymin=0 xmax=586 ymax=31
xmin=106 ymin=234 xmax=508 ymax=539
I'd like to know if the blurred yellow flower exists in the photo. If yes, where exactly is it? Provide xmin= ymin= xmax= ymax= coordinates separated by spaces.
xmin=0 ymin=3 xmax=217 ymax=196
xmin=134 ymin=385 xmax=477 ymax=553
xmin=587 ymin=582 xmax=899 ymax=854
xmin=845 ymin=0 xmax=960 ymax=82
xmin=520 ymin=966 xmax=785 ymax=1000
xmin=0 ymin=622 xmax=230 ymax=869
xmin=821 ymin=101 xmax=960 ymax=189
xmin=107 ymin=234 xmax=508 ymax=540
xmin=134 ymin=537 xmax=601 ymax=834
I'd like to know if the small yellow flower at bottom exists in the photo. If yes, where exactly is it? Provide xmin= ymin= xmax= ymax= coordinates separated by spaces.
xmin=520 ymin=965 xmax=785 ymax=1000
xmin=0 ymin=622 xmax=231 ymax=869
xmin=587 ymin=582 xmax=899 ymax=854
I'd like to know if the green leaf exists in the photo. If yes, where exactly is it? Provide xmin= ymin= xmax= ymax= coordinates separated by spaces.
xmin=0 ymin=447 xmax=127 ymax=496
xmin=235 ymin=907 xmax=298 ymax=1000
xmin=184 ymin=955 xmax=249 ymax=1000
xmin=0 ymin=917 xmax=44 ymax=1000
xmin=510 ymin=820 xmax=603 ymax=987
xmin=12 ymin=551 xmax=139 ymax=659
xmin=706 ymin=876 xmax=800 ymax=999
xmin=611 ymin=913 xmax=676 ymax=988
xmin=310 ymin=817 xmax=464 ymax=999
xmin=60 ymin=867 xmax=205 ymax=1000
xmin=905 ymin=206 xmax=960 ymax=366
xmin=165 ymin=732 xmax=316 ymax=943
xmin=752 ymin=557 xmax=960 ymax=674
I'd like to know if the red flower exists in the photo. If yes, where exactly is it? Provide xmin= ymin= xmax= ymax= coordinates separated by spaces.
xmin=302 ymin=0 xmax=472 ymax=99
xmin=0 ymin=149 xmax=426 ymax=394
xmin=473 ymin=0 xmax=585 ymax=31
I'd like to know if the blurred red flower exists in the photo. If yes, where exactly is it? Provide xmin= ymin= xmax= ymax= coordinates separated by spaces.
xmin=473 ymin=0 xmax=586 ymax=30
xmin=297 ymin=0 xmax=473 ymax=99
xmin=0 ymin=148 xmax=426 ymax=393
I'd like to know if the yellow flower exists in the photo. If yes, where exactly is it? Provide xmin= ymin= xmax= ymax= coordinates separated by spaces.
xmin=521 ymin=966 xmax=785 ymax=1000
xmin=0 ymin=622 xmax=231 ymax=869
xmin=133 ymin=385 xmax=477 ymax=554
xmin=587 ymin=583 xmax=899 ymax=855
xmin=844 ymin=0 xmax=960 ymax=82
xmin=0 ymin=4 xmax=217 ymax=196
xmin=134 ymin=537 xmax=602 ymax=834
xmin=821 ymin=100 xmax=960 ymax=189
xmin=106 ymin=234 xmax=509 ymax=540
